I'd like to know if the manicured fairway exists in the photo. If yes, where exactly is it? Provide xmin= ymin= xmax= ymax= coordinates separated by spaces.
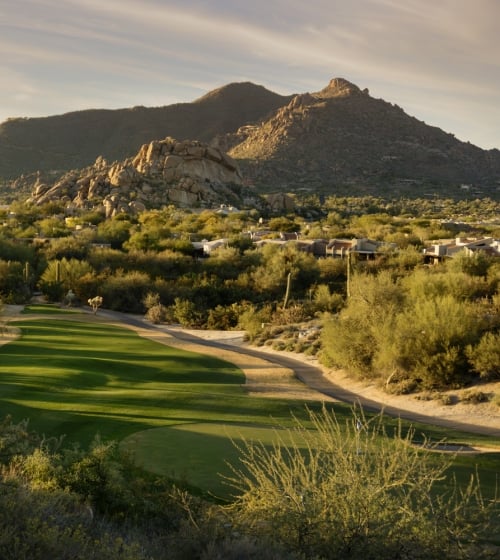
xmin=1 ymin=307 xmax=499 ymax=501
xmin=0 ymin=312 xmax=331 ymax=447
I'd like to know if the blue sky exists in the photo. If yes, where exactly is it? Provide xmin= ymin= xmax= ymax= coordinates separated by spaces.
xmin=1 ymin=0 xmax=499 ymax=149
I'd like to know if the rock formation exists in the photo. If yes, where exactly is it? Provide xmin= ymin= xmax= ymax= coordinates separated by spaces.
xmin=27 ymin=138 xmax=249 ymax=216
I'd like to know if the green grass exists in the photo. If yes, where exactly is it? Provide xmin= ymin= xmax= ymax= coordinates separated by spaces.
xmin=0 ymin=313 xmax=333 ymax=447
xmin=1 ymin=307 xmax=499 ymax=502
xmin=122 ymin=422 xmax=305 ymax=499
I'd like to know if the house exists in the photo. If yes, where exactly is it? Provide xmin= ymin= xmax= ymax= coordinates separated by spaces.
xmin=326 ymin=238 xmax=390 ymax=260
xmin=423 ymin=237 xmax=500 ymax=263
xmin=191 ymin=238 xmax=229 ymax=257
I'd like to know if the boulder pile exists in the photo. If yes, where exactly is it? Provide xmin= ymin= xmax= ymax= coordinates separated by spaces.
xmin=29 ymin=137 xmax=245 ymax=216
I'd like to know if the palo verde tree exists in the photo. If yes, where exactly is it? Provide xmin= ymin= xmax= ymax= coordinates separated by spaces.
xmin=225 ymin=406 xmax=497 ymax=560
xmin=39 ymin=258 xmax=95 ymax=302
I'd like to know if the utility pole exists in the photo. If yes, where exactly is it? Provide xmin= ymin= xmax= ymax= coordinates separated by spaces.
xmin=346 ymin=251 xmax=351 ymax=298
xmin=283 ymin=272 xmax=292 ymax=309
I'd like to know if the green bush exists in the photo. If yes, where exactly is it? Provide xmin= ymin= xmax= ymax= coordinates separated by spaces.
xmin=460 ymin=390 xmax=490 ymax=405
xmin=466 ymin=332 xmax=500 ymax=381
xmin=225 ymin=406 xmax=495 ymax=560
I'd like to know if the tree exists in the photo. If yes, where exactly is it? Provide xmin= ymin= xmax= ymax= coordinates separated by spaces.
xmin=225 ymin=406 xmax=495 ymax=560
xmin=88 ymin=296 xmax=103 ymax=314
xmin=39 ymin=258 xmax=95 ymax=302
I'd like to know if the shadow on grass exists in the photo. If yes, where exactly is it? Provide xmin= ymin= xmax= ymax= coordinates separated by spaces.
xmin=0 ymin=318 xmax=338 ymax=447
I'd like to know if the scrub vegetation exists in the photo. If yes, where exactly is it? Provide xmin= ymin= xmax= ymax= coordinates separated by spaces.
xmin=0 ymin=308 xmax=498 ymax=559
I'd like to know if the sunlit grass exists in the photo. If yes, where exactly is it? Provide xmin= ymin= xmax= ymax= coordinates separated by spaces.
xmin=1 ymin=307 xmax=498 ymax=501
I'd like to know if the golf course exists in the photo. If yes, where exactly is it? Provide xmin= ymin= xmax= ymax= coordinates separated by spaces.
xmin=1 ymin=304 xmax=499 ymax=500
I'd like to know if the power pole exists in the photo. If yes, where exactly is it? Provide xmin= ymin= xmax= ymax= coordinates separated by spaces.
xmin=346 ymin=251 xmax=351 ymax=298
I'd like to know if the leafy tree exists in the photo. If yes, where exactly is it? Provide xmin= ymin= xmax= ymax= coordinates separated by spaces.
xmin=39 ymin=258 xmax=94 ymax=300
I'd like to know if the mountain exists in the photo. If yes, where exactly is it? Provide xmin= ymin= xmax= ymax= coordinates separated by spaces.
xmin=228 ymin=78 xmax=500 ymax=196
xmin=0 ymin=82 xmax=292 ymax=178
xmin=2 ymin=77 xmax=500 ymax=201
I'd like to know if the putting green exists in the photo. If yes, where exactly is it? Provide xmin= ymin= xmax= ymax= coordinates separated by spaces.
xmin=121 ymin=422 xmax=303 ymax=499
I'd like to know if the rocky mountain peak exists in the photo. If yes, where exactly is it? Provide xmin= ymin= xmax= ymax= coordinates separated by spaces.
xmin=315 ymin=77 xmax=363 ymax=98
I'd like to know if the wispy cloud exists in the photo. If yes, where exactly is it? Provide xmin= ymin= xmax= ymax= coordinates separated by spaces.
xmin=0 ymin=0 xmax=499 ymax=148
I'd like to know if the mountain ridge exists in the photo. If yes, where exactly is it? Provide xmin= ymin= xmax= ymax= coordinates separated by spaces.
xmin=0 ymin=82 xmax=292 ymax=179
xmin=1 ymin=77 xmax=499 ymax=200
xmin=228 ymin=78 xmax=500 ymax=195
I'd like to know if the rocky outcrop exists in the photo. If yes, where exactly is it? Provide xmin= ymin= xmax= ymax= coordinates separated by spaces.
xmin=27 ymin=138 xmax=248 ymax=216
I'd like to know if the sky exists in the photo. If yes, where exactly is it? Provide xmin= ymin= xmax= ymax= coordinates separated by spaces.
xmin=1 ymin=0 xmax=499 ymax=150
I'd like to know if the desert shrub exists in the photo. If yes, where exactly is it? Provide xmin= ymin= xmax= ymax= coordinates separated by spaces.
xmin=312 ymin=284 xmax=345 ymax=313
xmin=375 ymin=296 xmax=479 ymax=389
xmin=0 ymin=260 xmax=31 ymax=302
xmin=466 ymin=332 xmax=500 ymax=381
xmin=143 ymin=291 xmax=167 ymax=324
xmin=225 ymin=406 xmax=495 ymax=560
xmin=238 ymin=304 xmax=273 ymax=342
xmin=447 ymin=250 xmax=492 ymax=277
xmin=145 ymin=303 xmax=167 ymax=324
xmin=206 ymin=302 xmax=251 ymax=330
xmin=293 ymin=341 xmax=309 ymax=353
xmin=0 ymin=485 xmax=147 ymax=560
xmin=321 ymin=314 xmax=376 ymax=376
xmin=438 ymin=393 xmax=454 ymax=406
xmin=40 ymin=258 xmax=94 ymax=293
xmin=99 ymin=270 xmax=151 ymax=313
xmin=272 ymin=304 xmax=310 ymax=325
xmin=460 ymin=390 xmax=490 ymax=405
xmin=303 ymin=341 xmax=320 ymax=356
xmin=0 ymin=417 xmax=40 ymax=463
xmin=384 ymin=378 xmax=419 ymax=395
xmin=170 ymin=297 xmax=205 ymax=328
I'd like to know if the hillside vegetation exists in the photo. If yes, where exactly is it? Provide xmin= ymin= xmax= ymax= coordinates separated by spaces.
xmin=1 ymin=195 xmax=499 ymax=393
